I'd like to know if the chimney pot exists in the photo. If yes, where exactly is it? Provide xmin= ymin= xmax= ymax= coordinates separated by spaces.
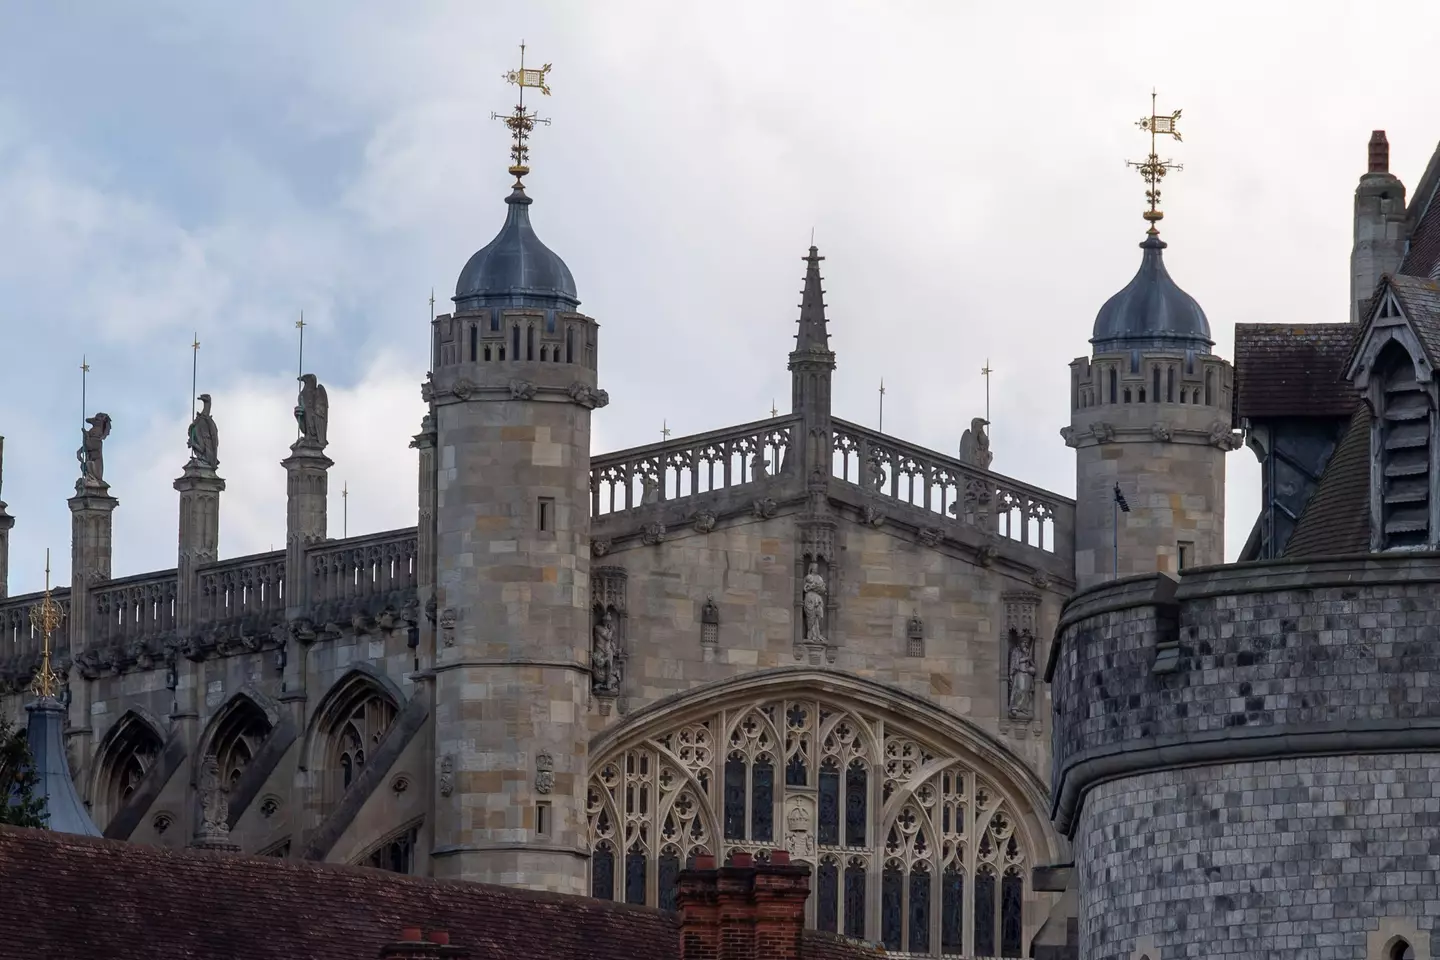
xmin=769 ymin=849 xmax=791 ymax=865
xmin=693 ymin=853 xmax=716 ymax=870
xmin=400 ymin=928 xmax=423 ymax=943
xmin=429 ymin=932 xmax=450 ymax=946
xmin=1369 ymin=130 xmax=1390 ymax=174
xmin=731 ymin=851 xmax=754 ymax=868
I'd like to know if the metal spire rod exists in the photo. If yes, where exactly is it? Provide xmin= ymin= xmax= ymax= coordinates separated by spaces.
xmin=878 ymin=378 xmax=886 ymax=433
xmin=191 ymin=332 xmax=201 ymax=421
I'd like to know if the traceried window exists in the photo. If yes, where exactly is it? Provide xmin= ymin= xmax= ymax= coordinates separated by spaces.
xmin=360 ymin=822 xmax=421 ymax=875
xmin=315 ymin=674 xmax=401 ymax=805
xmin=208 ymin=696 xmax=274 ymax=789
xmin=587 ymin=695 xmax=1030 ymax=956
xmin=93 ymin=712 xmax=165 ymax=828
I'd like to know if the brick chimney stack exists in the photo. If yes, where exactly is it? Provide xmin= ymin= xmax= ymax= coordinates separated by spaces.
xmin=677 ymin=850 xmax=812 ymax=960
xmin=377 ymin=928 xmax=470 ymax=959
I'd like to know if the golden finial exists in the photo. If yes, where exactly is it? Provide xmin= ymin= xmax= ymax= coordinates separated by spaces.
xmin=491 ymin=42 xmax=553 ymax=186
xmin=1126 ymin=89 xmax=1183 ymax=233
xmin=28 ymin=548 xmax=64 ymax=699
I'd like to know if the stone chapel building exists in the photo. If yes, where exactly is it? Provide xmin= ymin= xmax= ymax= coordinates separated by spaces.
xmin=6 ymin=82 xmax=1440 ymax=956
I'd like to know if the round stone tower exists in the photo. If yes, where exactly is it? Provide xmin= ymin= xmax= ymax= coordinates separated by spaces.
xmin=1065 ymin=229 xmax=1238 ymax=589
xmin=426 ymin=174 xmax=603 ymax=891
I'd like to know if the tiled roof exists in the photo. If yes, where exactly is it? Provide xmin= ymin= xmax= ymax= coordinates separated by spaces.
xmin=0 ymin=828 xmax=874 ymax=960
xmin=2 ymin=827 xmax=675 ymax=960
xmin=1391 ymin=274 xmax=1440 ymax=363
xmin=1233 ymin=323 xmax=1360 ymax=421
xmin=1401 ymin=141 xmax=1440 ymax=281
xmin=1283 ymin=407 xmax=1373 ymax=558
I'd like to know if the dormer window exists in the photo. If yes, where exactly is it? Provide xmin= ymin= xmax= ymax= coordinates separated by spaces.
xmin=1375 ymin=341 xmax=1432 ymax=549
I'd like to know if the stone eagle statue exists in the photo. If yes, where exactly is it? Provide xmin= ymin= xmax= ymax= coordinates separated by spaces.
xmin=958 ymin=417 xmax=992 ymax=471
xmin=294 ymin=373 xmax=329 ymax=447
xmin=187 ymin=393 xmax=219 ymax=468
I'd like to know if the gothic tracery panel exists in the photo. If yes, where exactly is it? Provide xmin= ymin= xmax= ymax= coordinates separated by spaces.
xmin=587 ymin=693 xmax=1031 ymax=956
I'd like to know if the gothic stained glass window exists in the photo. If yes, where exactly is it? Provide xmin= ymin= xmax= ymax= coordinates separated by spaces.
xmin=625 ymin=844 xmax=647 ymax=905
xmin=880 ymin=866 xmax=903 ymax=951
xmin=844 ymin=760 xmax=867 ymax=847
xmin=1001 ymin=867 xmax=1024 ymax=957
xmin=974 ymin=867 xmax=997 ymax=957
xmin=941 ymin=868 xmax=965 ymax=954
xmin=752 ymin=758 xmax=774 ymax=843
xmin=817 ymin=857 xmax=839 ymax=933
xmin=586 ymin=693 xmax=1030 ymax=956
xmin=592 ymin=841 xmax=615 ymax=900
xmin=909 ymin=868 xmax=932 ymax=955
xmin=818 ymin=764 xmax=840 ymax=845
xmin=723 ymin=756 xmax=746 ymax=840
xmin=843 ymin=859 xmax=867 ymax=940
xmin=658 ymin=850 xmax=682 ymax=912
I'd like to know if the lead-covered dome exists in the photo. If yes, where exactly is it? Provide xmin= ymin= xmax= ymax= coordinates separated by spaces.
xmin=454 ymin=186 xmax=579 ymax=311
xmin=1091 ymin=232 xmax=1212 ymax=355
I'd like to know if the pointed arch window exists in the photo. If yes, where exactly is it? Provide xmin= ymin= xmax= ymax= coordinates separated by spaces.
xmin=359 ymin=821 xmax=422 ymax=875
xmin=1374 ymin=341 xmax=1433 ymax=549
xmin=1109 ymin=368 xmax=1118 ymax=404
xmin=93 ymin=713 xmax=165 ymax=829
xmin=209 ymin=697 xmax=274 ymax=790
xmin=587 ymin=694 xmax=1032 ymax=955
xmin=315 ymin=676 xmax=400 ymax=804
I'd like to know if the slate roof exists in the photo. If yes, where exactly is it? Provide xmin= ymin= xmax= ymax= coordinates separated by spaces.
xmin=454 ymin=185 xmax=580 ymax=311
xmin=1232 ymin=323 xmax=1359 ymax=421
xmin=1283 ymin=407 xmax=1373 ymax=558
xmin=1401 ymin=141 xmax=1440 ymax=280
xmin=0 ymin=827 xmax=874 ymax=960
xmin=1391 ymin=274 xmax=1440 ymax=362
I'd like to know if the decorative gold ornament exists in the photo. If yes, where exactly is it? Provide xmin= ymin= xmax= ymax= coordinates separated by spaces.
xmin=491 ymin=43 xmax=553 ymax=185
xmin=28 ymin=549 xmax=64 ymax=699
xmin=1126 ymin=90 xmax=1184 ymax=231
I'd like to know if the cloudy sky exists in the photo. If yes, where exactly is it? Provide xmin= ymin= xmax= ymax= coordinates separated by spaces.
xmin=1 ymin=1 xmax=1437 ymax=594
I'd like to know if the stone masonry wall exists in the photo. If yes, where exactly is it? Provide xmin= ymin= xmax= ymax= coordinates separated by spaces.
xmin=588 ymin=508 xmax=1067 ymax=779
xmin=1049 ymin=554 xmax=1440 ymax=959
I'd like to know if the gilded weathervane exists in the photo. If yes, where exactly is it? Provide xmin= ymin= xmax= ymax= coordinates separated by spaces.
xmin=493 ymin=42 xmax=553 ymax=186
xmin=1127 ymin=90 xmax=1183 ymax=233
xmin=29 ymin=549 xmax=64 ymax=699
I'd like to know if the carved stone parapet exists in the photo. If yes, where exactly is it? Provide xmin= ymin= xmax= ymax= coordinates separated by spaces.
xmin=641 ymin=521 xmax=666 ymax=546
xmin=1151 ymin=422 xmax=1172 ymax=442
xmin=917 ymin=527 xmax=944 ymax=548
xmin=753 ymin=498 xmax=778 ymax=520
xmin=692 ymin=510 xmax=717 ymax=534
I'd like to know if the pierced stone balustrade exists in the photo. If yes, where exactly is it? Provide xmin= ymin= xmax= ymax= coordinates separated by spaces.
xmin=91 ymin=571 xmax=178 ymax=649
xmin=0 ymin=589 xmax=72 ymax=692
xmin=198 ymin=551 xmax=286 ymax=627
xmin=307 ymin=529 xmax=418 ymax=623
xmin=831 ymin=418 xmax=1073 ymax=556
xmin=590 ymin=416 xmax=798 ymax=517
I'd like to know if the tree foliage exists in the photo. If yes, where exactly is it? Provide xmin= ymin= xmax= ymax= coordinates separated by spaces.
xmin=1 ymin=711 xmax=48 ymax=828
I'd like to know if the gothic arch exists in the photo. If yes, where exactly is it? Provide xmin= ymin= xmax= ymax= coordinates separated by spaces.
xmin=587 ymin=669 xmax=1060 ymax=955
xmin=90 ymin=709 xmax=167 ymax=829
xmin=303 ymin=666 xmax=402 ymax=805
xmin=196 ymin=690 xmax=280 ymax=789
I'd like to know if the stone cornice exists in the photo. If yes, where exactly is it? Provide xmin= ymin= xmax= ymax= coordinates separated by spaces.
xmin=422 ymin=376 xmax=609 ymax=410
xmin=1061 ymin=418 xmax=1243 ymax=450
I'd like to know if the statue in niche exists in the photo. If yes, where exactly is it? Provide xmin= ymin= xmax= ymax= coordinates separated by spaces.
xmin=1007 ymin=629 xmax=1037 ymax=719
xmin=187 ymin=393 xmax=220 ymax=468
xmin=959 ymin=417 xmax=993 ymax=470
xmin=76 ymin=413 xmax=113 ymax=487
xmin=294 ymin=373 xmax=329 ymax=447
xmin=592 ymin=609 xmax=622 ymax=695
xmin=802 ymin=562 xmax=827 ymax=645
xmin=195 ymin=753 xmax=232 ymax=841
